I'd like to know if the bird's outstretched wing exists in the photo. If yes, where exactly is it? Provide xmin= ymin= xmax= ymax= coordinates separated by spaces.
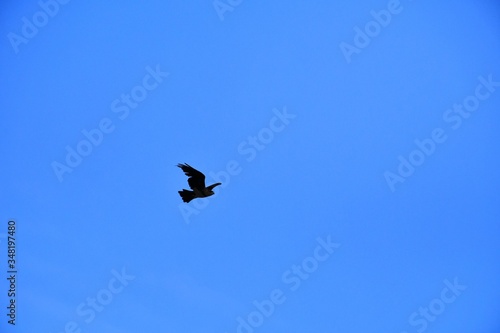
xmin=177 ymin=163 xmax=206 ymax=190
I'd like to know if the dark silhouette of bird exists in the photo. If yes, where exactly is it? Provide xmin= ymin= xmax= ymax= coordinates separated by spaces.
xmin=177 ymin=163 xmax=221 ymax=203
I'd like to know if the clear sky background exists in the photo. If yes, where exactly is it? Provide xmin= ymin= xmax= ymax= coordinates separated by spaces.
xmin=1 ymin=1 xmax=500 ymax=332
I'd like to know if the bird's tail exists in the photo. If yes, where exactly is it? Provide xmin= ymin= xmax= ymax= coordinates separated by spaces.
xmin=178 ymin=189 xmax=195 ymax=203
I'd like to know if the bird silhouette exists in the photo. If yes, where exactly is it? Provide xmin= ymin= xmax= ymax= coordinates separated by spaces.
xmin=177 ymin=163 xmax=221 ymax=203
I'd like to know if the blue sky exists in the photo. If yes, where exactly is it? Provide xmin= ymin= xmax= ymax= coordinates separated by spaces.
xmin=1 ymin=1 xmax=500 ymax=332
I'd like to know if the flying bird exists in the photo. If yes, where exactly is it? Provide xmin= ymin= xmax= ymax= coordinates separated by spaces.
xmin=177 ymin=163 xmax=221 ymax=203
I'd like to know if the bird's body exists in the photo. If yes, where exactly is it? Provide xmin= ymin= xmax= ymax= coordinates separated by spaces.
xmin=177 ymin=163 xmax=221 ymax=203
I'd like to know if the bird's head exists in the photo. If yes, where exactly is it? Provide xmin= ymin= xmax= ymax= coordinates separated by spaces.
xmin=207 ymin=182 xmax=222 ymax=194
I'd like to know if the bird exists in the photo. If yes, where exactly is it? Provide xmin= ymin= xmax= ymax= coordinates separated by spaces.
xmin=177 ymin=163 xmax=222 ymax=203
